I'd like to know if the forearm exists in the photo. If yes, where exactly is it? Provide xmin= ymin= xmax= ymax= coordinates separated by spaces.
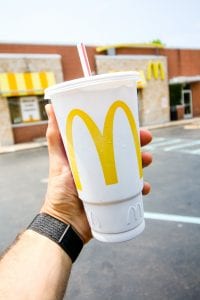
xmin=0 ymin=230 xmax=72 ymax=300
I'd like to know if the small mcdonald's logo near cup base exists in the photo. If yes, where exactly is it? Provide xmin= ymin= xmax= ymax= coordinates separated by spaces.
xmin=66 ymin=100 xmax=143 ymax=191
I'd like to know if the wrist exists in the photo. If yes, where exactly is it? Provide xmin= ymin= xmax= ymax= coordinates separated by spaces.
xmin=28 ymin=213 xmax=84 ymax=263
xmin=40 ymin=205 xmax=81 ymax=238
xmin=40 ymin=200 xmax=92 ymax=244
xmin=24 ymin=230 xmax=72 ymax=266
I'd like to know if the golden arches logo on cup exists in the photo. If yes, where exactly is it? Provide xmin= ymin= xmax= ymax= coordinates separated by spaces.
xmin=66 ymin=100 xmax=143 ymax=191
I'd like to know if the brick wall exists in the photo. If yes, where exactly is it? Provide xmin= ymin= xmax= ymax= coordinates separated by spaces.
xmin=161 ymin=49 xmax=200 ymax=78
xmin=1 ymin=43 xmax=200 ymax=80
xmin=0 ymin=43 xmax=97 ymax=80
xmin=191 ymin=82 xmax=200 ymax=117
xmin=13 ymin=123 xmax=48 ymax=143
xmin=116 ymin=47 xmax=160 ymax=56
xmin=115 ymin=47 xmax=200 ymax=79
xmin=0 ymin=55 xmax=63 ymax=82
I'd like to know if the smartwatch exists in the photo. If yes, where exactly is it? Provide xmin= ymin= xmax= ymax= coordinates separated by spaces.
xmin=28 ymin=213 xmax=83 ymax=263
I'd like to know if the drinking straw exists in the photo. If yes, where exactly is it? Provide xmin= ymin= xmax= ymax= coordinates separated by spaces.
xmin=77 ymin=43 xmax=92 ymax=77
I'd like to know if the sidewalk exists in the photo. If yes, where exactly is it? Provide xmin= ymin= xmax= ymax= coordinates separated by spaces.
xmin=0 ymin=117 xmax=200 ymax=154
xmin=0 ymin=139 xmax=47 ymax=154
xmin=144 ymin=116 xmax=200 ymax=130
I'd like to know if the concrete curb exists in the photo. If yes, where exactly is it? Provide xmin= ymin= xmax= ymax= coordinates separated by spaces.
xmin=0 ymin=141 xmax=47 ymax=154
xmin=1 ymin=117 xmax=200 ymax=154
xmin=142 ymin=117 xmax=200 ymax=130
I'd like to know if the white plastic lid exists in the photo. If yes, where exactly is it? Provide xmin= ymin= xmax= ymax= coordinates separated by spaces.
xmin=45 ymin=71 xmax=139 ymax=98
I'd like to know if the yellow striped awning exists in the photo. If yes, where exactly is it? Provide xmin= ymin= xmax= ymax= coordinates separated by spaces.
xmin=0 ymin=72 xmax=56 ymax=97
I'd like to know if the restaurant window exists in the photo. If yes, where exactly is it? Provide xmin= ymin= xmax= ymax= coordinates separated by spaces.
xmin=38 ymin=96 xmax=49 ymax=121
xmin=8 ymin=97 xmax=22 ymax=124
xmin=8 ymin=96 xmax=49 ymax=124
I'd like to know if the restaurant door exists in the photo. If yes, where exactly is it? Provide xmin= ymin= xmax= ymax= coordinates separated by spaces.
xmin=182 ymin=89 xmax=192 ymax=118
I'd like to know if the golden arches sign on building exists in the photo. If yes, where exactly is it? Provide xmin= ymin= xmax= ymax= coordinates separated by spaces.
xmin=147 ymin=61 xmax=165 ymax=80
xmin=66 ymin=100 xmax=143 ymax=191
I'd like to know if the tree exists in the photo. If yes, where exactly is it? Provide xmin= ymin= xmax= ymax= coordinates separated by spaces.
xmin=151 ymin=39 xmax=165 ymax=46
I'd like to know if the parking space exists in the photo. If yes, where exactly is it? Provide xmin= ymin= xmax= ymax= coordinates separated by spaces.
xmin=0 ymin=124 xmax=199 ymax=299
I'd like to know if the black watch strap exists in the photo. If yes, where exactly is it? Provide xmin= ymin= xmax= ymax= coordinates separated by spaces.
xmin=27 ymin=213 xmax=83 ymax=263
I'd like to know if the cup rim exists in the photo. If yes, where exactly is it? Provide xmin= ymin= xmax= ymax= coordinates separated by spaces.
xmin=45 ymin=71 xmax=139 ymax=98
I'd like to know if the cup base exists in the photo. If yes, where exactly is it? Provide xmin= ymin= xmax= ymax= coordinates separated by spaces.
xmin=92 ymin=219 xmax=145 ymax=243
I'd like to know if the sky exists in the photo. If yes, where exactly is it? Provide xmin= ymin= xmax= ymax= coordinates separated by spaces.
xmin=0 ymin=0 xmax=200 ymax=48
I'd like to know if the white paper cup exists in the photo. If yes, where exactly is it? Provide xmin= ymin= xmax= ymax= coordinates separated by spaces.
xmin=45 ymin=72 xmax=144 ymax=243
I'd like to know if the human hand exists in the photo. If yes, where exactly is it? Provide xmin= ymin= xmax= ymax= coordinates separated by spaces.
xmin=41 ymin=104 xmax=152 ymax=243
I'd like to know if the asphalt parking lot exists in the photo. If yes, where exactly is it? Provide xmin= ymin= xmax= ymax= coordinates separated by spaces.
xmin=0 ymin=124 xmax=199 ymax=300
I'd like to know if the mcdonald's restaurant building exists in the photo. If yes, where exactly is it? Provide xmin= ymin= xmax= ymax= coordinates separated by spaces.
xmin=0 ymin=53 xmax=63 ymax=146
xmin=95 ymin=55 xmax=169 ymax=126
xmin=0 ymin=43 xmax=200 ymax=146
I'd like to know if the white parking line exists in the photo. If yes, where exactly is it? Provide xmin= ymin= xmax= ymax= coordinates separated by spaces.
xmin=179 ymin=148 xmax=200 ymax=155
xmin=149 ymin=137 xmax=166 ymax=144
xmin=144 ymin=212 xmax=200 ymax=225
xmin=144 ymin=139 xmax=182 ymax=150
xmin=41 ymin=173 xmax=200 ymax=225
xmin=164 ymin=140 xmax=200 ymax=151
